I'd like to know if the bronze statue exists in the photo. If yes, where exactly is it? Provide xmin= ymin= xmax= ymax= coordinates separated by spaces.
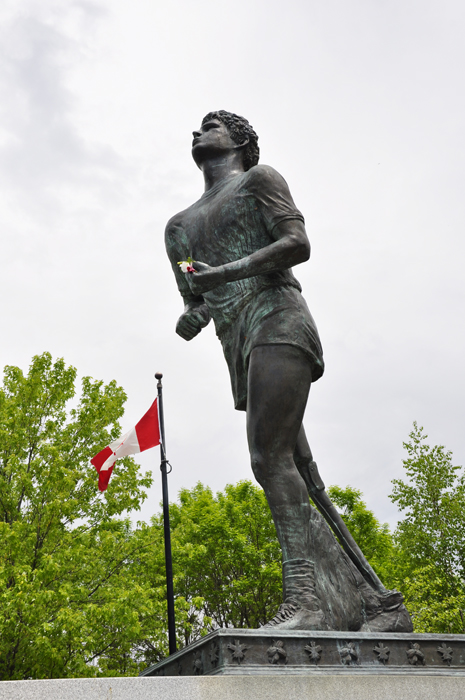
xmin=165 ymin=111 xmax=412 ymax=632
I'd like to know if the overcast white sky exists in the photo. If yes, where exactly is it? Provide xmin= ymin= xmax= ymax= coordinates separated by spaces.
xmin=1 ymin=0 xmax=464 ymax=528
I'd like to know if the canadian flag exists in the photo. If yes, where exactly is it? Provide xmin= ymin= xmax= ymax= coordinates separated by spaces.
xmin=91 ymin=398 xmax=160 ymax=492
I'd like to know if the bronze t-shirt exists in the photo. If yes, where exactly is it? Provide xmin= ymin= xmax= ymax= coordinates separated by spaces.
xmin=165 ymin=164 xmax=324 ymax=408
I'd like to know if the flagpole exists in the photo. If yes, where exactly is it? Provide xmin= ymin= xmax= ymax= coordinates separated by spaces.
xmin=155 ymin=372 xmax=177 ymax=656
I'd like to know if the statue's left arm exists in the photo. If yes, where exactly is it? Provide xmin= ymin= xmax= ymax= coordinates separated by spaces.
xmin=186 ymin=165 xmax=310 ymax=296
xmin=189 ymin=219 xmax=309 ymax=294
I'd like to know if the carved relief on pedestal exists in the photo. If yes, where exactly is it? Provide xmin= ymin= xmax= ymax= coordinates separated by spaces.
xmin=373 ymin=642 xmax=390 ymax=665
xmin=406 ymin=642 xmax=426 ymax=666
xmin=437 ymin=642 xmax=453 ymax=666
xmin=304 ymin=640 xmax=322 ymax=664
xmin=267 ymin=640 xmax=287 ymax=665
xmin=227 ymin=639 xmax=248 ymax=665
xmin=339 ymin=641 xmax=359 ymax=666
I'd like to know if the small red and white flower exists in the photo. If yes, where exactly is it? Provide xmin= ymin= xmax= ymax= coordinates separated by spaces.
xmin=177 ymin=257 xmax=196 ymax=273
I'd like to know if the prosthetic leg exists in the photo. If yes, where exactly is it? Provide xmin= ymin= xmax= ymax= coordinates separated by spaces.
xmin=293 ymin=429 xmax=404 ymax=611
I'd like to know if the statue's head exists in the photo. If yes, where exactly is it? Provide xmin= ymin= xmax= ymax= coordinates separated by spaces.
xmin=200 ymin=110 xmax=260 ymax=171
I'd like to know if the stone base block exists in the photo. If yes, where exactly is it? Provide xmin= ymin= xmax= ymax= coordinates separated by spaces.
xmin=1 ymin=674 xmax=465 ymax=700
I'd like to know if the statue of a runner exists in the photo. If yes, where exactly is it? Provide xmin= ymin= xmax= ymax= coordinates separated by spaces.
xmin=165 ymin=110 xmax=411 ymax=631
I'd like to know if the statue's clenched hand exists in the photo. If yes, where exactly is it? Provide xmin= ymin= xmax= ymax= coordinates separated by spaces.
xmin=176 ymin=303 xmax=210 ymax=341
xmin=185 ymin=261 xmax=226 ymax=296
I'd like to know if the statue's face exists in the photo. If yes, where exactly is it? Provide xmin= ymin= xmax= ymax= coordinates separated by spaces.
xmin=191 ymin=119 xmax=237 ymax=165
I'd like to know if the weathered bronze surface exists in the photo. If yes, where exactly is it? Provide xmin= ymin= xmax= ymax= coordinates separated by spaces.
xmin=165 ymin=111 xmax=412 ymax=632
xmin=141 ymin=629 xmax=465 ymax=677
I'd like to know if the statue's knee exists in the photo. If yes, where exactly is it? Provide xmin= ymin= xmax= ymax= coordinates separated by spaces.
xmin=294 ymin=445 xmax=312 ymax=468
xmin=250 ymin=451 xmax=267 ymax=485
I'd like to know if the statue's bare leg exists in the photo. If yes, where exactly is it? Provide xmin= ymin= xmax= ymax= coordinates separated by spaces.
xmin=247 ymin=344 xmax=326 ymax=629
xmin=247 ymin=344 xmax=311 ymax=561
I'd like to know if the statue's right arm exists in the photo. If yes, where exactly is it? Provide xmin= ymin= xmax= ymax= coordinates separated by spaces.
xmin=165 ymin=217 xmax=211 ymax=341
xmin=176 ymin=299 xmax=210 ymax=341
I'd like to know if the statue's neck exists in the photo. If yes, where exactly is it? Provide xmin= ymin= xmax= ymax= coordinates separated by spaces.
xmin=201 ymin=152 xmax=245 ymax=192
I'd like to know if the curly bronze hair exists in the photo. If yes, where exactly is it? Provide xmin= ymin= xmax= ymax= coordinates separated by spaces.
xmin=201 ymin=110 xmax=259 ymax=171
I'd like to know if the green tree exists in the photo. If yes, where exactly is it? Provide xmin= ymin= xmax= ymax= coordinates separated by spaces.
xmin=0 ymin=352 xmax=157 ymax=679
xmin=0 ymin=353 xmax=284 ymax=675
xmin=390 ymin=422 xmax=465 ymax=632
xmin=327 ymin=484 xmax=396 ymax=586
xmin=10 ymin=356 xmax=460 ymax=672
xmin=134 ymin=480 xmax=283 ymax=665
xmin=171 ymin=481 xmax=283 ymax=630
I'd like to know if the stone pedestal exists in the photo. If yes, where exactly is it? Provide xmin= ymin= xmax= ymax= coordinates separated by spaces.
xmin=141 ymin=628 xmax=465 ymax=677
xmin=2 ymin=630 xmax=464 ymax=700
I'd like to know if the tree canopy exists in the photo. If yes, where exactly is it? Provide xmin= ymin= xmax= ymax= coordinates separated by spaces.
xmin=389 ymin=422 xmax=465 ymax=632
xmin=328 ymin=425 xmax=465 ymax=633
xmin=0 ymin=352 xmax=155 ymax=679
xmin=128 ymin=480 xmax=283 ymax=667
xmin=1 ymin=353 xmax=463 ymax=678
xmin=0 ymin=353 xmax=283 ymax=677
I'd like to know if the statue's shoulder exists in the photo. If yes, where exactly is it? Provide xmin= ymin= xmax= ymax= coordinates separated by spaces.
xmin=243 ymin=163 xmax=290 ymax=191
xmin=164 ymin=210 xmax=190 ymax=261
xmin=164 ymin=204 xmax=196 ymax=246
xmin=165 ymin=209 xmax=187 ymax=233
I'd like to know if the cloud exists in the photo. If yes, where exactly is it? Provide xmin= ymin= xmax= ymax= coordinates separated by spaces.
xmin=0 ymin=1 xmax=122 ymax=218
xmin=1 ymin=0 xmax=464 ymax=533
